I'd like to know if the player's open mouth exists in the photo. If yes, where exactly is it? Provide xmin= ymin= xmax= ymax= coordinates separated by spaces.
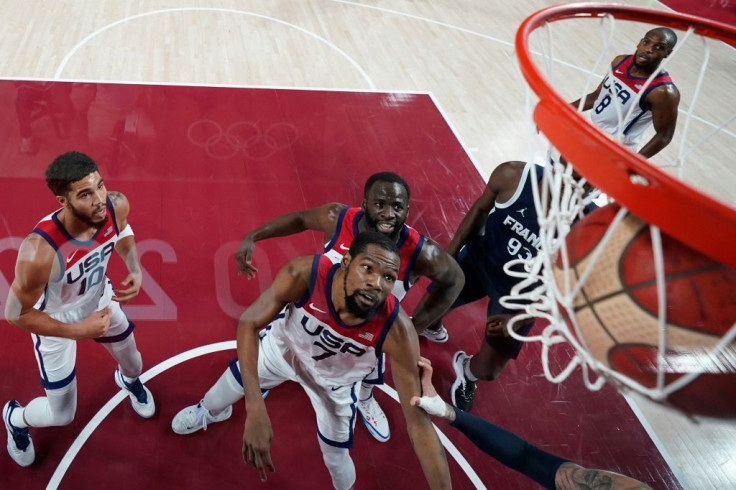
xmin=377 ymin=222 xmax=394 ymax=233
xmin=357 ymin=291 xmax=377 ymax=306
xmin=94 ymin=206 xmax=106 ymax=218
xmin=636 ymin=54 xmax=649 ymax=63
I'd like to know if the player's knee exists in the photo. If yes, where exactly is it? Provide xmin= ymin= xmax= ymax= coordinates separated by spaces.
xmin=50 ymin=405 xmax=76 ymax=426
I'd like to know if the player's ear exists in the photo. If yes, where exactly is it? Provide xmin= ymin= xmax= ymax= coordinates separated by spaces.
xmin=56 ymin=194 xmax=68 ymax=207
xmin=360 ymin=198 xmax=367 ymax=211
xmin=341 ymin=252 xmax=351 ymax=269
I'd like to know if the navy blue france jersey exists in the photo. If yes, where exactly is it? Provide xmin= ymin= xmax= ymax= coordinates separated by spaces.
xmin=480 ymin=163 xmax=543 ymax=293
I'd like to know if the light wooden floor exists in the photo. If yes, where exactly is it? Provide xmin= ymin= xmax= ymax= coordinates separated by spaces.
xmin=0 ymin=1 xmax=733 ymax=488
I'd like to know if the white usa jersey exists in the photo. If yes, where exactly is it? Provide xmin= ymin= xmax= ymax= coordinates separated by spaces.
xmin=590 ymin=55 xmax=674 ymax=151
xmin=31 ymin=196 xmax=122 ymax=317
xmin=269 ymin=255 xmax=399 ymax=387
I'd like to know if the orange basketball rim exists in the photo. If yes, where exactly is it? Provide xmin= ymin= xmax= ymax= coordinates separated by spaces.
xmin=515 ymin=2 xmax=736 ymax=269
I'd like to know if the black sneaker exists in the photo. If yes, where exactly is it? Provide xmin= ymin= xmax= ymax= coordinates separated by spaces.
xmin=450 ymin=351 xmax=476 ymax=412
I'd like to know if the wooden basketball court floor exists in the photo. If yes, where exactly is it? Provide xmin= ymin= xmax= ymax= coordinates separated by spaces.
xmin=0 ymin=1 xmax=733 ymax=489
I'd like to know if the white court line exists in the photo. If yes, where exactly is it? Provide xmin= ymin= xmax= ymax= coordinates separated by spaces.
xmin=47 ymin=341 xmax=484 ymax=489
xmin=622 ymin=393 xmax=691 ymax=490
xmin=53 ymin=7 xmax=376 ymax=90
xmin=41 ymin=4 xmax=732 ymax=138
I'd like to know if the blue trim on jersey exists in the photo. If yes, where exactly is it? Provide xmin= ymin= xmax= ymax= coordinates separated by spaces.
xmin=94 ymin=320 xmax=135 ymax=343
xmin=106 ymin=196 xmax=121 ymax=235
xmin=374 ymin=300 xmax=399 ymax=357
xmin=351 ymin=210 xmax=363 ymax=237
xmin=31 ymin=227 xmax=59 ymax=251
xmin=41 ymin=370 xmax=76 ymax=390
xmin=33 ymin=334 xmax=77 ymax=390
xmin=294 ymin=255 xmax=321 ymax=308
xmin=395 ymin=225 xmax=408 ymax=248
xmin=402 ymin=234 xmax=424 ymax=291
xmin=317 ymin=384 xmax=357 ymax=449
xmin=324 ymin=206 xmax=350 ymax=253
xmin=31 ymin=228 xmax=65 ymax=282
xmin=51 ymin=211 xmax=108 ymax=246
xmin=360 ymin=353 xmax=385 ymax=385
xmin=623 ymin=108 xmax=648 ymax=135
xmin=228 ymin=358 xmax=243 ymax=387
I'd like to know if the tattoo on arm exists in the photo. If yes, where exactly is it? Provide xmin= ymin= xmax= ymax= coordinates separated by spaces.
xmin=108 ymin=191 xmax=123 ymax=207
xmin=559 ymin=464 xmax=651 ymax=490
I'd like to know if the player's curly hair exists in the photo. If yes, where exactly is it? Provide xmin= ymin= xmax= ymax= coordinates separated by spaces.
xmin=45 ymin=151 xmax=99 ymax=196
xmin=349 ymin=231 xmax=399 ymax=259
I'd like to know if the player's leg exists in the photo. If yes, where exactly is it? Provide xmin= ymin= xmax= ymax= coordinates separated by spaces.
xmin=356 ymin=355 xmax=389 ymax=442
xmin=450 ymin=407 xmax=568 ymax=489
xmin=171 ymin=324 xmax=283 ymax=435
xmin=305 ymin=382 xmax=358 ymax=490
xmin=451 ymin=293 xmax=534 ymax=411
xmin=420 ymin=239 xmax=486 ymax=343
xmin=97 ymin=302 xmax=155 ymax=418
xmin=4 ymin=334 xmax=79 ymax=466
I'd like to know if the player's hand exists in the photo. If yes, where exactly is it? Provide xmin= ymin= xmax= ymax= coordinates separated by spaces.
xmin=113 ymin=272 xmax=142 ymax=302
xmin=235 ymin=235 xmax=258 ymax=279
xmin=410 ymin=357 xmax=452 ymax=421
xmin=485 ymin=313 xmax=514 ymax=337
xmin=74 ymin=307 xmax=112 ymax=339
xmin=243 ymin=409 xmax=275 ymax=482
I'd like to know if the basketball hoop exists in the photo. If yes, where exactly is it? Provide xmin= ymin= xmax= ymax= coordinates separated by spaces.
xmin=505 ymin=3 xmax=736 ymax=417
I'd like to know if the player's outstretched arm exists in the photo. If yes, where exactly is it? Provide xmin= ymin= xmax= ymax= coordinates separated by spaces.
xmin=383 ymin=310 xmax=451 ymax=490
xmin=235 ymin=202 xmax=346 ymax=278
xmin=412 ymin=358 xmax=652 ymax=490
xmin=410 ymin=238 xmax=464 ymax=331
xmin=109 ymin=191 xmax=142 ymax=303
xmin=5 ymin=234 xmax=112 ymax=339
xmin=236 ymin=255 xmax=312 ymax=482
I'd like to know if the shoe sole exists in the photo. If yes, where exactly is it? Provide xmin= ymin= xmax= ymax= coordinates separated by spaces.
xmin=357 ymin=399 xmax=390 ymax=442
xmin=359 ymin=412 xmax=390 ymax=442
xmin=450 ymin=351 xmax=467 ymax=409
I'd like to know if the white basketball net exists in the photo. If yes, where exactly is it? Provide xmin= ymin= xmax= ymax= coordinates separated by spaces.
xmin=502 ymin=11 xmax=736 ymax=404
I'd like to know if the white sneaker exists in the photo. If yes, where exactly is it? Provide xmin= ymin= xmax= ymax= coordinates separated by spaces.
xmin=3 ymin=400 xmax=35 ymax=467
xmin=357 ymin=394 xmax=390 ymax=442
xmin=419 ymin=324 xmax=449 ymax=343
xmin=115 ymin=368 xmax=156 ymax=418
xmin=171 ymin=402 xmax=233 ymax=435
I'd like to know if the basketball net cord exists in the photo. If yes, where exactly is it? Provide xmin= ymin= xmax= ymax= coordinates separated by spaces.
xmin=498 ymin=13 xmax=736 ymax=402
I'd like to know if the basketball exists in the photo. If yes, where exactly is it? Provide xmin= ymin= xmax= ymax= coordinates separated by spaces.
xmin=555 ymin=203 xmax=736 ymax=417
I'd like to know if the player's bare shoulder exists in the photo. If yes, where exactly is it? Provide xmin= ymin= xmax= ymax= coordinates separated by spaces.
xmin=13 ymin=232 xmax=58 ymax=290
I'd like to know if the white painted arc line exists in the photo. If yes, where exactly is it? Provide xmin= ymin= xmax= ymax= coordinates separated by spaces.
xmin=47 ymin=341 xmax=483 ymax=488
xmin=53 ymin=8 xmax=376 ymax=90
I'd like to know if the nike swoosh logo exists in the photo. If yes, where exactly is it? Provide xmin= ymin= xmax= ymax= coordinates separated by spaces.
xmin=309 ymin=303 xmax=327 ymax=314
xmin=614 ymin=70 xmax=623 ymax=74
xmin=338 ymin=243 xmax=350 ymax=251
xmin=66 ymin=252 xmax=77 ymax=263
xmin=330 ymin=386 xmax=341 ymax=391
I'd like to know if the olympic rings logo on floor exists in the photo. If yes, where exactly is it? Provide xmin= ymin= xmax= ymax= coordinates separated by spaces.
xmin=187 ymin=119 xmax=300 ymax=160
